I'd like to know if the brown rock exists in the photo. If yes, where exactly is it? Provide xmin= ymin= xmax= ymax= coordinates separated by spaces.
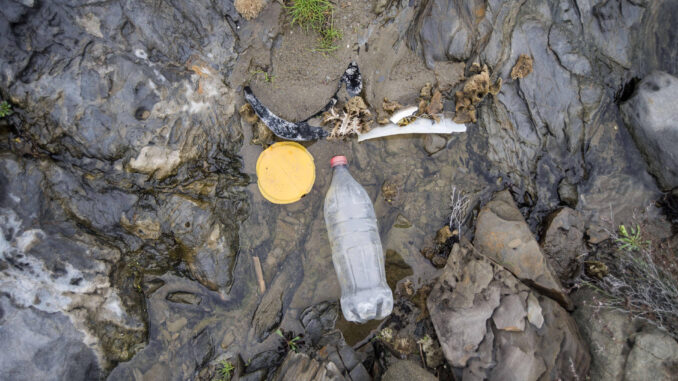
xmin=474 ymin=190 xmax=573 ymax=310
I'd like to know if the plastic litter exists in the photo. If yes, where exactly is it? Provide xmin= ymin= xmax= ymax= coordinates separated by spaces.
xmin=324 ymin=156 xmax=393 ymax=323
xmin=358 ymin=117 xmax=466 ymax=142
xmin=388 ymin=106 xmax=418 ymax=124
xmin=256 ymin=142 xmax=315 ymax=204
xmin=243 ymin=62 xmax=363 ymax=141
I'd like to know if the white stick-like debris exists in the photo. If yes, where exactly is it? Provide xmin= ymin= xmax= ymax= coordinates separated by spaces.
xmin=357 ymin=117 xmax=466 ymax=142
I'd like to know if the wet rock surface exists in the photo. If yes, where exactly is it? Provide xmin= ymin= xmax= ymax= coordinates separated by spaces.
xmin=0 ymin=0 xmax=676 ymax=379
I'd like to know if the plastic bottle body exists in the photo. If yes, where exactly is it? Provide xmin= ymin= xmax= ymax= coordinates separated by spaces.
xmin=324 ymin=164 xmax=393 ymax=323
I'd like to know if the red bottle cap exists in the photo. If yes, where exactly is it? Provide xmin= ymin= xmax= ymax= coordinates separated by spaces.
xmin=330 ymin=156 xmax=348 ymax=167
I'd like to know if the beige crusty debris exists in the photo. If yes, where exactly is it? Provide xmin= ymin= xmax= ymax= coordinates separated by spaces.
xmin=239 ymin=103 xmax=273 ymax=146
xmin=454 ymin=63 xmax=502 ymax=124
xmin=235 ymin=0 xmax=265 ymax=20
xmin=511 ymin=54 xmax=534 ymax=80
xmin=323 ymin=96 xmax=372 ymax=139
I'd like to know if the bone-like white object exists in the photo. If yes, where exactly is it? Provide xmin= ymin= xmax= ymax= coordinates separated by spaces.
xmin=357 ymin=117 xmax=467 ymax=142
xmin=389 ymin=106 xmax=419 ymax=124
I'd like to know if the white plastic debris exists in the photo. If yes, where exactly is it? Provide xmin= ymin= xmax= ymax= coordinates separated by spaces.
xmin=357 ymin=117 xmax=466 ymax=142
xmin=389 ymin=106 xmax=418 ymax=124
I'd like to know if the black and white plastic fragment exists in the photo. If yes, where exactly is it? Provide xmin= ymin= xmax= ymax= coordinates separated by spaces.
xmin=243 ymin=62 xmax=363 ymax=141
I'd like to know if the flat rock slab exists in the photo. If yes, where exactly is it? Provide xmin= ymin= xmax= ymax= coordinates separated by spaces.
xmin=474 ymin=190 xmax=572 ymax=310
xmin=428 ymin=243 xmax=589 ymax=380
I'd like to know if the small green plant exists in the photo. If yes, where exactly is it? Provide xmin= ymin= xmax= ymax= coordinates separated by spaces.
xmin=286 ymin=0 xmax=342 ymax=52
xmin=616 ymin=224 xmax=649 ymax=251
xmin=0 ymin=101 xmax=12 ymax=118
xmin=216 ymin=359 xmax=235 ymax=381
xmin=251 ymin=69 xmax=275 ymax=83
xmin=275 ymin=329 xmax=301 ymax=353
xmin=287 ymin=0 xmax=332 ymax=31
xmin=315 ymin=13 xmax=342 ymax=52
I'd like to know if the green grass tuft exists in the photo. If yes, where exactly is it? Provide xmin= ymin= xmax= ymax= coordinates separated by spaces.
xmin=287 ymin=0 xmax=333 ymax=31
xmin=315 ymin=14 xmax=342 ymax=52
xmin=287 ymin=0 xmax=342 ymax=52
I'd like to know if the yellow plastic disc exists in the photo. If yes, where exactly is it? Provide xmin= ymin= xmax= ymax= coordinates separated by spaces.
xmin=256 ymin=142 xmax=316 ymax=204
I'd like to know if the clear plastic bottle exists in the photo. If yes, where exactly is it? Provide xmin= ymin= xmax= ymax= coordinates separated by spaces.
xmin=324 ymin=155 xmax=393 ymax=323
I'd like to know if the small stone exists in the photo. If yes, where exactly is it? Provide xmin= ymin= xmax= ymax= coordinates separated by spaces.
xmin=394 ymin=214 xmax=412 ymax=229
xmin=423 ymin=134 xmax=447 ymax=155
xmin=526 ymin=293 xmax=544 ymax=329
xmin=166 ymin=291 xmax=202 ymax=305
xmin=558 ymin=178 xmax=578 ymax=207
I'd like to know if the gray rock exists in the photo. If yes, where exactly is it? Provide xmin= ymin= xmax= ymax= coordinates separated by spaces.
xmin=428 ymin=243 xmax=589 ymax=379
xmin=540 ymin=208 xmax=586 ymax=282
xmin=427 ymin=246 xmax=500 ymax=367
xmin=423 ymin=134 xmax=447 ymax=155
xmin=526 ymin=292 xmax=543 ymax=329
xmin=621 ymin=71 xmax=678 ymax=190
xmin=488 ymin=345 xmax=545 ymax=381
xmin=572 ymin=288 xmax=678 ymax=381
xmin=251 ymin=273 xmax=286 ymax=341
xmin=0 ymin=156 xmax=146 ymax=369
xmin=557 ymin=178 xmax=579 ymax=208
xmin=0 ymin=295 xmax=102 ymax=381
xmin=383 ymin=360 xmax=437 ymax=381
xmin=624 ymin=331 xmax=678 ymax=381
xmin=492 ymin=293 xmax=527 ymax=332
xmin=474 ymin=190 xmax=572 ymax=309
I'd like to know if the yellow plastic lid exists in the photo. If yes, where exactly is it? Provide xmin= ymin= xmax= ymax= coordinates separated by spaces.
xmin=256 ymin=142 xmax=316 ymax=204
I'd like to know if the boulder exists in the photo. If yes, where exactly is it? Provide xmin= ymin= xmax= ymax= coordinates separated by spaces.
xmin=540 ymin=208 xmax=586 ymax=283
xmin=428 ymin=243 xmax=590 ymax=379
xmin=474 ymin=190 xmax=572 ymax=309
xmin=621 ymin=71 xmax=678 ymax=190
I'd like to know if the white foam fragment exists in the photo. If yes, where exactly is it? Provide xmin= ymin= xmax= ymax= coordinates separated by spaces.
xmin=358 ymin=117 xmax=467 ymax=142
